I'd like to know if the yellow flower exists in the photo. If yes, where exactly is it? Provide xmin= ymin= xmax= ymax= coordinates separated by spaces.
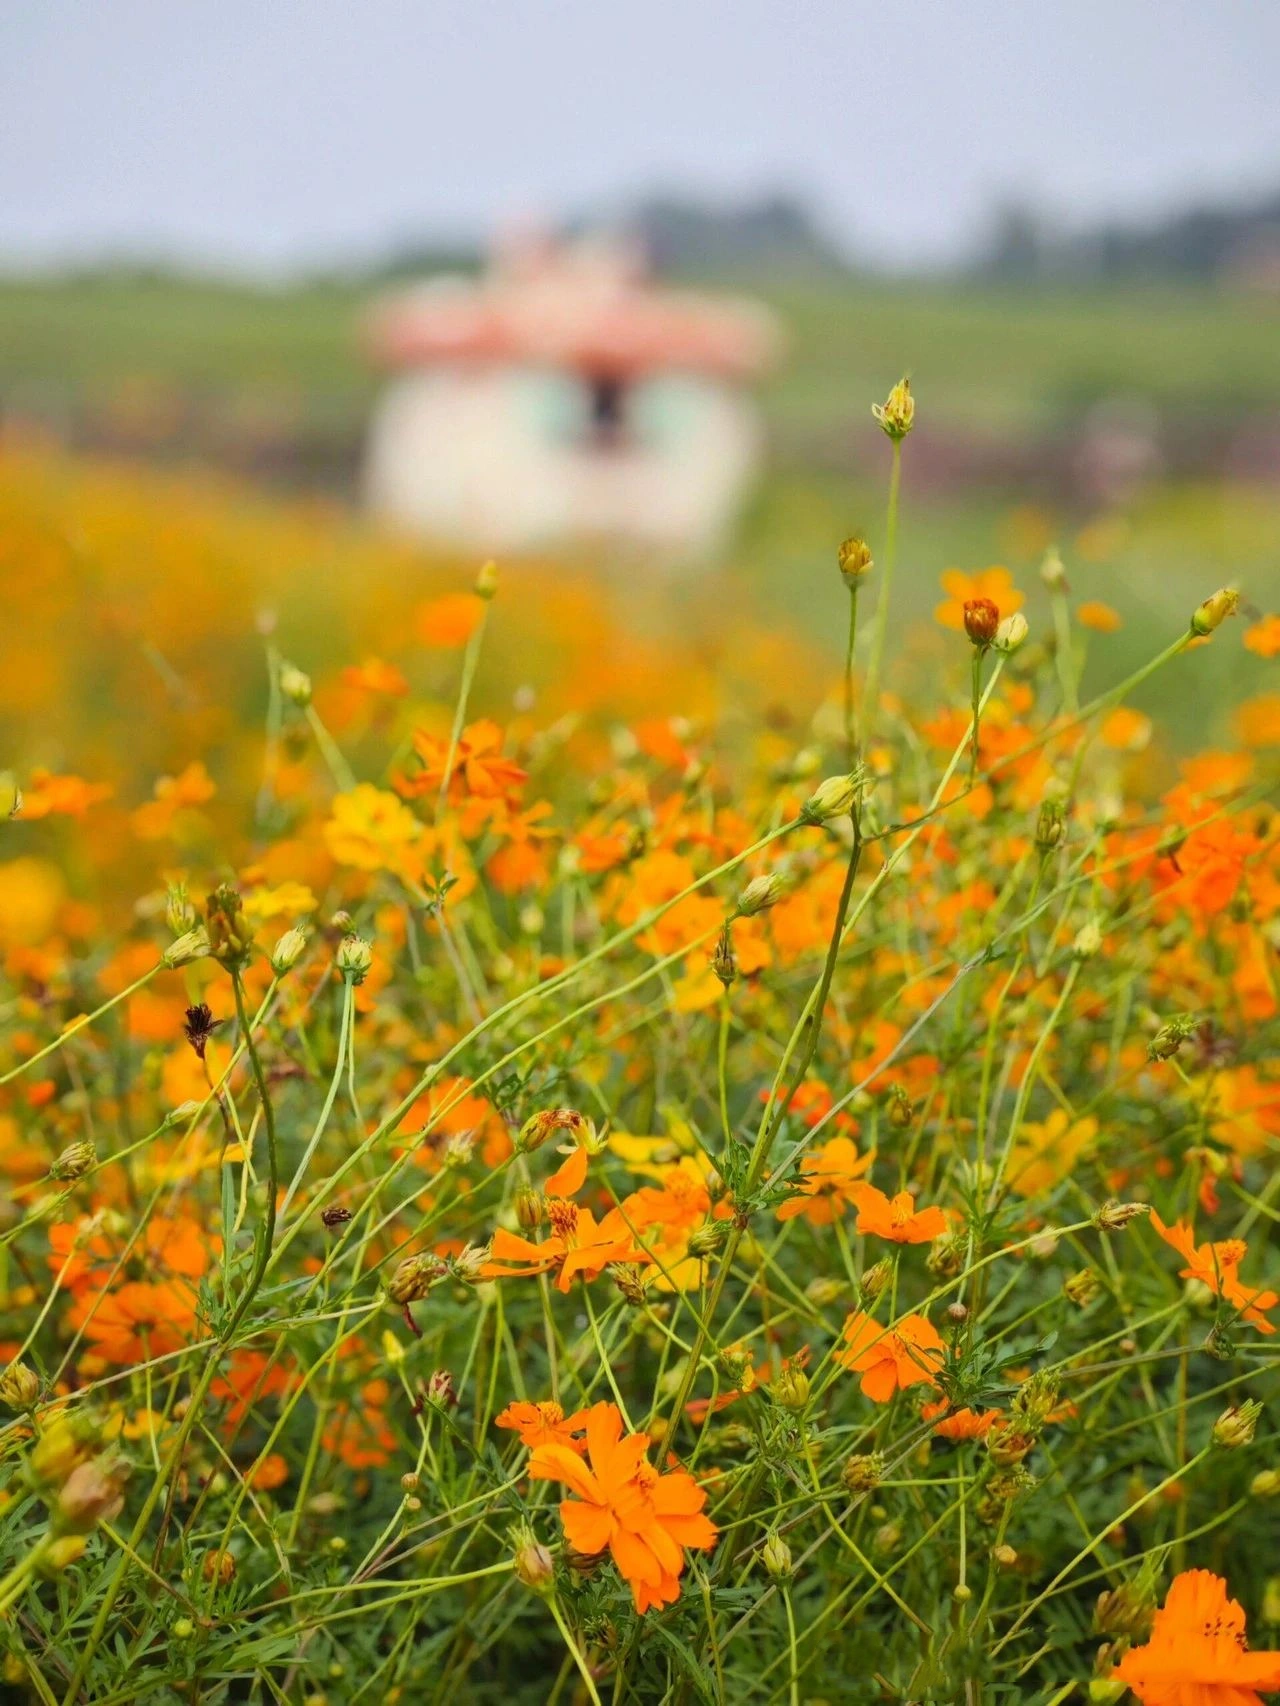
xmin=1007 ymin=1112 xmax=1098 ymax=1197
xmin=324 ymin=785 xmax=421 ymax=874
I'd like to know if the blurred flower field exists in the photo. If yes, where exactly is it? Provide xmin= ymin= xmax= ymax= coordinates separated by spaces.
xmin=0 ymin=400 xmax=1278 ymax=1704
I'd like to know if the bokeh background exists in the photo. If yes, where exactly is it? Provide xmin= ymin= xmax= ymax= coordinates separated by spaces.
xmin=1 ymin=0 xmax=1277 ymax=804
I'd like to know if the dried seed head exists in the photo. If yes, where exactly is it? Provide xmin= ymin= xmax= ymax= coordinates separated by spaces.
xmin=1093 ymin=1201 xmax=1150 ymax=1232
xmin=386 ymin=1254 xmax=444 ymax=1305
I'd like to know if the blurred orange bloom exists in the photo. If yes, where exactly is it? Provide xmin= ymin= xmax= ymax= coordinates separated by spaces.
xmin=935 ymin=567 xmax=1023 ymax=632
xmin=1077 ymin=601 xmax=1122 ymax=632
xmin=776 ymin=1136 xmax=874 ymax=1225
xmin=416 ymin=591 xmax=484 ymax=648
xmin=1243 ymin=614 xmax=1280 ymax=658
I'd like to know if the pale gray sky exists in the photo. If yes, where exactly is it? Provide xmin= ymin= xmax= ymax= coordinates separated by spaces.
xmin=3 ymin=0 xmax=1278 ymax=271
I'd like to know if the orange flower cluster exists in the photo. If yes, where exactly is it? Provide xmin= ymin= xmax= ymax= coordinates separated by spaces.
xmin=526 ymin=1401 xmax=717 ymax=1611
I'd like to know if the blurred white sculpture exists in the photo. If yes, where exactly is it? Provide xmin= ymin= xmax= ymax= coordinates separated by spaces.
xmin=362 ymin=233 xmax=782 ymax=556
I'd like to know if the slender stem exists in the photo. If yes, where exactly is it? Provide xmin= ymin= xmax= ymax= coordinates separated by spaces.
xmin=844 ymin=582 xmax=860 ymax=763
xmin=228 ymin=968 xmax=280 ymax=1323
xmin=863 ymin=438 xmax=902 ymax=742
xmin=969 ymin=647 xmax=984 ymax=783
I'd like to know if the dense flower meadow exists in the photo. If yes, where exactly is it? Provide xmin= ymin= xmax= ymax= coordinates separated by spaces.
xmin=1 ymin=391 xmax=1278 ymax=1704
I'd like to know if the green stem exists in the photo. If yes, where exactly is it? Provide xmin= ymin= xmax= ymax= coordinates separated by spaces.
xmin=863 ymin=438 xmax=902 ymax=742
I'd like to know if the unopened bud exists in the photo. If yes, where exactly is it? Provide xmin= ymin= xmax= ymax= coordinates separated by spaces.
xmin=1034 ymin=798 xmax=1067 ymax=852
xmin=761 ymin=1532 xmax=793 ymax=1579
xmin=963 ymin=598 xmax=1000 ymax=648
xmin=712 ymin=923 xmax=737 ymax=988
xmin=205 ymin=885 xmax=253 ymax=969
xmin=1213 ymin=1400 xmax=1261 ymax=1449
xmin=513 ymin=1533 xmax=555 ymax=1593
xmin=841 ymin=1452 xmax=885 ymax=1494
xmin=386 ymin=1254 xmax=443 ymax=1305
xmin=858 ymin=1259 xmax=892 ymax=1306
xmin=270 ymin=926 xmax=308 ymax=975
xmin=1093 ymin=1201 xmax=1150 ymax=1232
xmin=0 ymin=1361 xmax=40 ymax=1410
xmin=1071 ymin=920 xmax=1103 ymax=960
xmin=1039 ymin=547 xmax=1067 ymax=590
xmin=993 ymin=613 xmax=1028 ymax=654
xmin=201 ymin=1549 xmax=236 ymax=1586
xmin=162 ymin=926 xmax=210 ymax=969
xmin=1148 ymin=1014 xmax=1197 ymax=1062
xmin=336 ymin=933 xmax=373 ymax=984
xmin=736 ymin=872 xmax=785 ymax=917
xmin=475 ymin=559 xmax=499 ymax=601
xmin=872 ymin=378 xmax=914 ymax=441
xmin=769 ymin=1364 xmax=810 ymax=1411
xmin=1190 ymin=587 xmax=1239 ymax=637
xmin=50 ymin=1141 xmax=96 ymax=1182
xmin=837 ymin=536 xmax=874 ymax=586
xmin=800 ymin=770 xmax=865 ymax=825
xmin=1064 ymin=1268 xmax=1103 ymax=1307
xmin=279 ymin=662 xmax=313 ymax=707
xmin=687 ymin=1221 xmax=727 ymax=1259
xmin=1250 ymin=1469 xmax=1280 ymax=1499
xmin=515 ymin=1188 xmax=544 ymax=1231
xmin=992 ymin=1543 xmax=1018 ymax=1569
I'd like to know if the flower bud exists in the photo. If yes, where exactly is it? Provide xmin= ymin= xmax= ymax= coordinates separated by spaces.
xmin=165 ymin=881 xmax=196 ymax=934
xmin=515 ymin=1188 xmax=544 ymax=1231
xmin=841 ymin=1452 xmax=885 ymax=1494
xmin=687 ymin=1221 xmax=727 ymax=1259
xmin=54 ymin=1457 xmax=129 ymax=1535
xmin=1039 ymin=547 xmax=1067 ymax=590
xmin=50 ymin=1141 xmax=97 ymax=1182
xmin=201 ymin=1549 xmax=236 ymax=1585
xmin=736 ymin=872 xmax=785 ymax=917
xmin=39 ymin=1535 xmax=88 ymax=1575
xmin=172 ymin=1617 xmax=195 ymax=1639
xmin=513 ymin=1532 xmax=555 ymax=1593
xmin=872 ymin=378 xmax=915 ymax=441
xmin=1093 ymin=1200 xmax=1150 ymax=1232
xmin=426 ymin=1369 xmax=457 ymax=1408
xmin=837 ymin=536 xmax=874 ymax=586
xmin=992 ymin=1543 xmax=1018 ymax=1570
xmin=769 ymin=1364 xmax=811 ymax=1411
xmin=1213 ymin=1400 xmax=1261 ymax=1449
xmin=1089 ymin=1682 xmax=1127 ymax=1704
xmin=1190 ymin=587 xmax=1239 ymax=637
xmin=162 ymin=926 xmax=211 ymax=969
xmin=270 ymin=926 xmax=308 ymax=976
xmin=386 ymin=1253 xmax=444 ymax=1305
xmin=475 ymin=559 xmax=499 ymax=601
xmin=712 ymin=923 xmax=737 ymax=988
xmin=1064 ymin=1268 xmax=1102 ymax=1307
xmin=963 ymin=598 xmax=1001 ymax=648
xmin=1148 ymin=1014 xmax=1197 ymax=1062
xmin=800 ymin=770 xmax=866 ymax=825
xmin=278 ymin=662 xmax=313 ymax=707
xmin=0 ymin=1361 xmax=41 ymax=1410
xmin=1094 ymin=1579 xmax=1156 ymax=1639
xmin=761 ymin=1531 xmax=793 ymax=1580
xmin=1250 ymin=1469 xmax=1280 ymax=1499
xmin=515 ymin=1107 xmax=597 ymax=1156
xmin=994 ymin=613 xmax=1029 ymax=654
xmin=1034 ymin=798 xmax=1067 ymax=852
xmin=205 ymin=885 xmax=253 ymax=969
xmin=1072 ymin=920 xmax=1103 ymax=960
xmin=0 ymin=771 xmax=22 ymax=818
xmin=858 ymin=1259 xmax=892 ymax=1306
xmin=336 ymin=933 xmax=373 ymax=984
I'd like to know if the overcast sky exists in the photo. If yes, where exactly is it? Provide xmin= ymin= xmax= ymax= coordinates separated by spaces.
xmin=3 ymin=1 xmax=1279 ymax=273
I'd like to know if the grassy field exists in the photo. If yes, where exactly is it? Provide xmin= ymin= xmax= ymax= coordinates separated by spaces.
xmin=0 ymin=266 xmax=1275 ymax=749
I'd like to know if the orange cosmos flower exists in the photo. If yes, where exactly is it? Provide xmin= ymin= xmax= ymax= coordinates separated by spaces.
xmin=70 ymin=1281 xmax=201 ymax=1366
xmin=1112 ymin=1568 xmax=1280 ymax=1704
xmin=776 ymin=1136 xmax=875 ymax=1225
xmin=1150 ymin=1213 xmax=1278 ymax=1333
xmin=416 ymin=591 xmax=484 ymax=648
xmin=528 ymin=1401 xmax=717 ymax=1612
xmin=920 ymin=1398 xmax=1001 ymax=1440
xmin=18 ymin=770 xmax=113 ymax=819
xmin=342 ymin=657 xmax=409 ymax=697
xmin=836 ymin=1311 xmax=945 ymax=1402
xmin=481 ymin=1199 xmax=652 ymax=1293
xmin=852 ymin=1184 xmax=947 ymax=1245
xmin=935 ymin=567 xmax=1023 ymax=633
xmin=406 ymin=719 xmax=527 ymax=804
xmin=1243 ymin=614 xmax=1280 ymax=659
xmin=495 ymin=1399 xmax=591 ymax=1454
xmin=1077 ymin=600 xmax=1122 ymax=632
